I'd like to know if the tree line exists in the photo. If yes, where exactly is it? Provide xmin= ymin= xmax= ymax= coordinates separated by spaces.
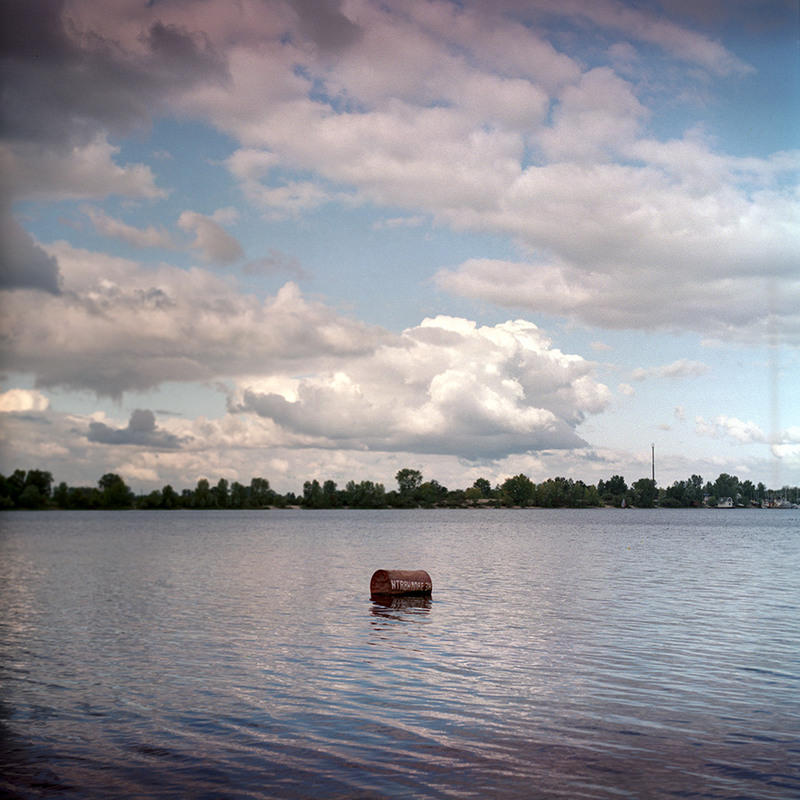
xmin=1 ymin=467 xmax=796 ymax=511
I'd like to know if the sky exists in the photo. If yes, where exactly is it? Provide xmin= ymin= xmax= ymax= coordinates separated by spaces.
xmin=1 ymin=0 xmax=799 ymax=496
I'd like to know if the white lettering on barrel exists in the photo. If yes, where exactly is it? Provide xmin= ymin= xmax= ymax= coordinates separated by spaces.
xmin=390 ymin=579 xmax=427 ymax=591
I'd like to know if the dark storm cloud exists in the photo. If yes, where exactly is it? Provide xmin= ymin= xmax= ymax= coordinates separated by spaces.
xmin=285 ymin=0 xmax=363 ymax=52
xmin=0 ymin=0 xmax=228 ymax=296
xmin=0 ymin=0 xmax=228 ymax=148
xmin=0 ymin=0 xmax=70 ymax=63
xmin=0 ymin=211 xmax=62 ymax=294
xmin=87 ymin=408 xmax=188 ymax=449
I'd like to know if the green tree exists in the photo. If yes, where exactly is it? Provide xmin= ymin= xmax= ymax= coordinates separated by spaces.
xmin=346 ymin=480 xmax=386 ymax=508
xmin=161 ymin=484 xmax=179 ymax=509
xmin=712 ymin=473 xmax=739 ymax=504
xmin=215 ymin=478 xmax=230 ymax=508
xmin=663 ymin=474 xmax=703 ymax=507
xmin=663 ymin=479 xmax=687 ymax=507
xmin=53 ymin=481 xmax=70 ymax=509
xmin=501 ymin=474 xmax=536 ymax=507
xmin=444 ymin=488 xmax=466 ymax=507
xmin=193 ymin=478 xmax=213 ymax=508
xmin=0 ymin=474 xmax=12 ymax=508
xmin=631 ymin=478 xmax=658 ymax=508
xmin=465 ymin=486 xmax=483 ymax=507
xmin=25 ymin=470 xmax=53 ymax=500
xmin=322 ymin=480 xmax=339 ymax=507
xmin=568 ymin=479 xmax=596 ymax=507
xmin=73 ymin=486 xmax=103 ymax=509
xmin=396 ymin=468 xmax=423 ymax=503
xmin=599 ymin=475 xmax=628 ymax=506
xmin=686 ymin=474 xmax=703 ymax=506
xmin=249 ymin=477 xmax=272 ymax=507
xmin=98 ymin=473 xmax=134 ymax=509
xmin=739 ymin=479 xmax=756 ymax=505
xmin=583 ymin=484 xmax=602 ymax=507
xmin=229 ymin=481 xmax=248 ymax=509
xmin=140 ymin=489 xmax=163 ymax=509
xmin=7 ymin=470 xmax=27 ymax=506
xmin=18 ymin=484 xmax=45 ymax=509
xmin=303 ymin=479 xmax=324 ymax=508
xmin=418 ymin=479 xmax=447 ymax=507
xmin=472 ymin=478 xmax=492 ymax=498
xmin=539 ymin=476 xmax=577 ymax=507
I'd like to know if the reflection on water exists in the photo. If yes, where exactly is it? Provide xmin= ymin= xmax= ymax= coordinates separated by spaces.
xmin=370 ymin=595 xmax=432 ymax=639
xmin=1 ymin=509 xmax=799 ymax=800
xmin=371 ymin=594 xmax=432 ymax=612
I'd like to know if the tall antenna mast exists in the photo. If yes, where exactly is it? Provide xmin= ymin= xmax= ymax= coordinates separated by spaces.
xmin=651 ymin=443 xmax=655 ymax=483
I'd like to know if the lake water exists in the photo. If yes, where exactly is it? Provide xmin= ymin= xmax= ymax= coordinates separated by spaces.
xmin=1 ymin=509 xmax=798 ymax=799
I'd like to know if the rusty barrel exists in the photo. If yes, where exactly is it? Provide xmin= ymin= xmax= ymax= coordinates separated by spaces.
xmin=370 ymin=569 xmax=432 ymax=598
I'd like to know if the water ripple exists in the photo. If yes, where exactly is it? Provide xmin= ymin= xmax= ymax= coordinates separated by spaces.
xmin=1 ymin=509 xmax=798 ymax=799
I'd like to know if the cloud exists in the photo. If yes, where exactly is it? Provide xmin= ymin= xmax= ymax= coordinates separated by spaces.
xmin=84 ymin=207 xmax=175 ymax=250
xmin=87 ymin=409 xmax=188 ymax=449
xmin=178 ymin=211 xmax=244 ymax=263
xmin=0 ymin=1 xmax=227 ymax=150
xmin=0 ymin=0 xmax=226 ymax=271
xmin=631 ymin=360 xmax=711 ymax=381
xmin=284 ymin=0 xmax=363 ymax=53
xmin=533 ymin=0 xmax=753 ymax=75
xmin=84 ymin=206 xmax=252 ymax=263
xmin=372 ymin=215 xmax=427 ymax=230
xmin=772 ymin=426 xmax=800 ymax=472
xmin=0 ymin=210 xmax=62 ymax=293
xmin=5 ymin=0 xmax=791 ymax=344
xmin=0 ymin=388 xmax=50 ymax=413
xmin=232 ymin=315 xmax=611 ymax=459
xmin=167 ymin=0 xmax=794 ymax=344
xmin=695 ymin=414 xmax=766 ymax=444
xmin=435 ymin=250 xmax=800 ymax=344
xmin=247 ymin=181 xmax=339 ymax=219
xmin=538 ymin=67 xmax=649 ymax=161
xmin=655 ymin=360 xmax=711 ymax=379
xmin=1 ymin=0 xmax=797 ymax=490
xmin=1 ymin=136 xmax=166 ymax=203
xmin=243 ymin=249 xmax=308 ymax=279
xmin=0 ymin=394 xmax=787 ymax=495
xmin=225 ymin=149 xmax=358 ymax=218
xmin=0 ymin=243 xmax=387 ymax=398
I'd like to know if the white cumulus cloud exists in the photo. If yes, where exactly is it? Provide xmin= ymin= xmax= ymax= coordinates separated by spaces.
xmin=233 ymin=315 xmax=611 ymax=459
xmin=0 ymin=243 xmax=387 ymax=398
xmin=695 ymin=415 xmax=767 ymax=444
xmin=629 ymin=360 xmax=711 ymax=381
xmin=0 ymin=389 xmax=50 ymax=413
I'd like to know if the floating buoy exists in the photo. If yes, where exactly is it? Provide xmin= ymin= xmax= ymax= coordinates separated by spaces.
xmin=370 ymin=569 xmax=432 ymax=598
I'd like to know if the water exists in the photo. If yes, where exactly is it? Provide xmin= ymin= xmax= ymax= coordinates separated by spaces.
xmin=1 ymin=509 xmax=798 ymax=799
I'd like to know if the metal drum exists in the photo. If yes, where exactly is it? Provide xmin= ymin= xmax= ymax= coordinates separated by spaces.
xmin=370 ymin=569 xmax=432 ymax=598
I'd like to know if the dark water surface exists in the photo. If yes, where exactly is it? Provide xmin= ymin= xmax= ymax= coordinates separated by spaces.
xmin=1 ymin=509 xmax=798 ymax=799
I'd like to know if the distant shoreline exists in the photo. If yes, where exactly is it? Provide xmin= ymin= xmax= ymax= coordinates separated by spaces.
xmin=3 ymin=503 xmax=794 ymax=512
xmin=3 ymin=468 xmax=796 ymax=511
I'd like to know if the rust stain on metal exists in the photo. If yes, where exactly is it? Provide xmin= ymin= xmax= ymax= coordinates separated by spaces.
xmin=370 ymin=569 xmax=432 ymax=598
